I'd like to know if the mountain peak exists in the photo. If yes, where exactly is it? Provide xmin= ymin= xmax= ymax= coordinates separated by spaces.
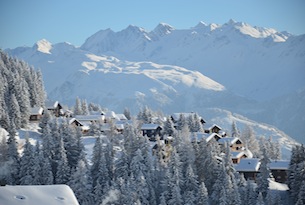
xmin=34 ymin=39 xmax=52 ymax=54
xmin=152 ymin=23 xmax=175 ymax=37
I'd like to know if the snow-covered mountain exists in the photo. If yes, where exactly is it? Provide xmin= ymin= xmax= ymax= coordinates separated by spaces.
xmin=6 ymin=20 xmax=305 ymax=144
xmin=81 ymin=20 xmax=305 ymax=101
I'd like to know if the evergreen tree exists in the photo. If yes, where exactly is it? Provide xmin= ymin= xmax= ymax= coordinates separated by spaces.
xmin=197 ymin=182 xmax=209 ymax=205
xmin=257 ymin=143 xmax=270 ymax=199
xmin=69 ymin=160 xmax=93 ymax=205
xmin=9 ymin=93 xmax=21 ymax=129
xmin=241 ymin=125 xmax=260 ymax=157
xmin=19 ymin=136 xmax=35 ymax=185
xmin=176 ymin=114 xmax=187 ymax=131
xmin=124 ymin=107 xmax=131 ymax=120
xmin=81 ymin=99 xmax=89 ymax=115
xmin=162 ymin=116 xmax=175 ymax=136
xmin=74 ymin=97 xmax=82 ymax=115
xmin=6 ymin=122 xmax=20 ymax=185
xmin=296 ymin=181 xmax=305 ymax=205
xmin=231 ymin=121 xmax=240 ymax=138
xmin=55 ymin=137 xmax=71 ymax=184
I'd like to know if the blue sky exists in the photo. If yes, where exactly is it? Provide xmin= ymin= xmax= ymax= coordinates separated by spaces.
xmin=1 ymin=0 xmax=304 ymax=49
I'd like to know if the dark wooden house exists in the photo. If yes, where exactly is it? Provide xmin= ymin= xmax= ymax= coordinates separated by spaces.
xmin=235 ymin=158 xmax=261 ymax=181
xmin=141 ymin=124 xmax=162 ymax=141
xmin=269 ymin=160 xmax=290 ymax=183
xmin=29 ymin=106 xmax=44 ymax=122
xmin=45 ymin=101 xmax=63 ymax=117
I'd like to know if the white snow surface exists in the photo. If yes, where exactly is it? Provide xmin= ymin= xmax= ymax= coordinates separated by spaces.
xmin=0 ymin=185 xmax=79 ymax=205
xmin=35 ymin=39 xmax=52 ymax=54
xmin=6 ymin=19 xmax=305 ymax=144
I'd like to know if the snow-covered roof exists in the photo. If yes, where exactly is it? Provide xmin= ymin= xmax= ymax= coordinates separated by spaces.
xmin=268 ymin=160 xmax=290 ymax=170
xmin=74 ymin=115 xmax=104 ymax=121
xmin=193 ymin=132 xmax=222 ymax=142
xmin=45 ymin=100 xmax=59 ymax=109
xmin=207 ymin=124 xmax=222 ymax=131
xmin=30 ymin=106 xmax=43 ymax=115
xmin=235 ymin=158 xmax=261 ymax=172
xmin=141 ymin=124 xmax=161 ymax=130
xmin=231 ymin=151 xmax=247 ymax=159
xmin=218 ymin=137 xmax=241 ymax=145
xmin=115 ymin=114 xmax=127 ymax=121
xmin=0 ymin=185 xmax=79 ymax=205
xmin=231 ymin=149 xmax=253 ymax=159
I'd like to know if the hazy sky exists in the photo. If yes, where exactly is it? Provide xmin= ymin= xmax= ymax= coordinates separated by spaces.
xmin=1 ymin=0 xmax=304 ymax=49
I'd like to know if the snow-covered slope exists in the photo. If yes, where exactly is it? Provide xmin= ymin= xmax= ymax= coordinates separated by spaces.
xmin=81 ymin=20 xmax=305 ymax=101
xmin=0 ymin=185 xmax=79 ymax=205
xmin=6 ymin=20 xmax=305 ymax=144
xmin=201 ymin=108 xmax=299 ymax=159
xmin=7 ymin=41 xmax=228 ymax=113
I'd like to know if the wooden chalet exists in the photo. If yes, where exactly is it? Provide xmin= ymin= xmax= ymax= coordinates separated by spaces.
xmin=141 ymin=124 xmax=162 ymax=141
xmin=45 ymin=101 xmax=63 ymax=117
xmin=218 ymin=137 xmax=244 ymax=151
xmin=205 ymin=124 xmax=222 ymax=134
xmin=269 ymin=160 xmax=290 ymax=183
xmin=29 ymin=106 xmax=44 ymax=122
xmin=231 ymin=150 xmax=253 ymax=164
xmin=235 ymin=158 xmax=261 ymax=181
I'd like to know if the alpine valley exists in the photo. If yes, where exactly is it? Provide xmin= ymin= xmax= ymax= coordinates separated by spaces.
xmin=6 ymin=19 xmax=305 ymax=145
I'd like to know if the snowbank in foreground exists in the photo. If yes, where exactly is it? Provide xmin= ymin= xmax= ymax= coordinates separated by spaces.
xmin=0 ymin=185 xmax=79 ymax=205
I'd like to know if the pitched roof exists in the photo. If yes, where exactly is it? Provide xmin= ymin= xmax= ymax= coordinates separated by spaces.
xmin=74 ymin=115 xmax=104 ymax=121
xmin=207 ymin=124 xmax=222 ymax=130
xmin=45 ymin=101 xmax=59 ymax=109
xmin=141 ymin=124 xmax=161 ymax=130
xmin=235 ymin=158 xmax=261 ymax=172
xmin=218 ymin=137 xmax=241 ymax=145
xmin=269 ymin=160 xmax=290 ymax=170
xmin=193 ymin=132 xmax=222 ymax=142
xmin=0 ymin=185 xmax=79 ymax=205
xmin=30 ymin=106 xmax=43 ymax=115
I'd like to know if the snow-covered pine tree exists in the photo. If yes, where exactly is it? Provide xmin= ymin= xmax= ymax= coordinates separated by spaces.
xmin=19 ymin=136 xmax=35 ymax=185
xmin=296 ymin=180 xmax=305 ymax=205
xmin=197 ymin=182 xmax=209 ymax=205
xmin=241 ymin=125 xmax=260 ymax=157
xmin=183 ymin=164 xmax=199 ymax=205
xmin=81 ymin=99 xmax=89 ymax=115
xmin=55 ymin=137 xmax=71 ymax=184
xmin=162 ymin=116 xmax=175 ymax=136
xmin=6 ymin=120 xmax=20 ymax=185
xmin=176 ymin=113 xmax=187 ymax=131
xmin=69 ymin=160 xmax=93 ymax=205
xmin=74 ymin=97 xmax=82 ymax=115
xmin=256 ymin=143 xmax=271 ymax=199
xmin=8 ymin=93 xmax=21 ymax=129
xmin=123 ymin=107 xmax=131 ymax=120
xmin=231 ymin=120 xmax=240 ymax=138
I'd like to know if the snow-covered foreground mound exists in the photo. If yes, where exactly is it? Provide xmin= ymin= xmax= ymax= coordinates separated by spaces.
xmin=0 ymin=185 xmax=79 ymax=205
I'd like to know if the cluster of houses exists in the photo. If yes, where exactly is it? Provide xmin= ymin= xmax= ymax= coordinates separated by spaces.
xmin=29 ymin=101 xmax=290 ymax=184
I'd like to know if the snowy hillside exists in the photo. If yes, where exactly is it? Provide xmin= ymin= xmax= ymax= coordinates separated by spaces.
xmin=81 ymin=19 xmax=305 ymax=101
xmin=200 ymin=108 xmax=299 ymax=159
xmin=6 ymin=19 xmax=305 ymax=144
xmin=6 ymin=41 xmax=231 ymax=112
